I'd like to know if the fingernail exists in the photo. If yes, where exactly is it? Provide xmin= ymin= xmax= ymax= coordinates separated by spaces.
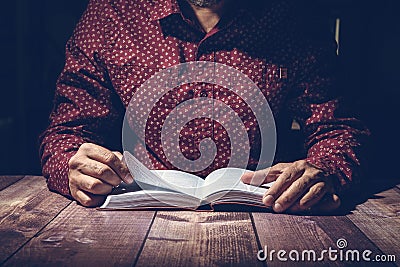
xmin=124 ymin=173 xmax=134 ymax=184
xmin=274 ymin=203 xmax=283 ymax=213
xmin=263 ymin=195 xmax=274 ymax=206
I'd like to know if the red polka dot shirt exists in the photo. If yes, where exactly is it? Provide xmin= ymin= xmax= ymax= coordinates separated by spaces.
xmin=39 ymin=0 xmax=369 ymax=198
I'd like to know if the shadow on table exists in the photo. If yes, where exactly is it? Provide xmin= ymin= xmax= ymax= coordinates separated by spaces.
xmin=337 ymin=178 xmax=399 ymax=215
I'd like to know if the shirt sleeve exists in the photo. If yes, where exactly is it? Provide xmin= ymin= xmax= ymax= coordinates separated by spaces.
xmin=286 ymin=24 xmax=369 ymax=192
xmin=39 ymin=0 xmax=122 ymax=197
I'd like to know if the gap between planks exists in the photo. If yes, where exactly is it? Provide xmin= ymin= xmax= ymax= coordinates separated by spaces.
xmin=0 ymin=176 xmax=72 ymax=265
xmin=135 ymin=211 xmax=263 ymax=267
xmin=4 ymin=204 xmax=156 ymax=267
xmin=0 ymin=176 xmax=25 ymax=191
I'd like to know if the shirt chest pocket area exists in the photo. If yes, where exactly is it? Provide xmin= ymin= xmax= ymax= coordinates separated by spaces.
xmin=237 ymin=60 xmax=287 ymax=97
xmin=107 ymin=63 xmax=182 ymax=114
xmin=107 ymin=64 xmax=162 ymax=107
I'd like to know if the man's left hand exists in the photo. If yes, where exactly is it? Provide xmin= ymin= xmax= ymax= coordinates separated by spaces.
xmin=241 ymin=160 xmax=341 ymax=214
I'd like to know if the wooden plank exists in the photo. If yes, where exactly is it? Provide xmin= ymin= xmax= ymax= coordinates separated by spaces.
xmin=252 ymin=213 xmax=385 ymax=266
xmin=135 ymin=211 xmax=262 ymax=267
xmin=346 ymin=188 xmax=400 ymax=258
xmin=0 ymin=176 xmax=25 ymax=191
xmin=4 ymin=204 xmax=156 ymax=267
xmin=0 ymin=176 xmax=71 ymax=264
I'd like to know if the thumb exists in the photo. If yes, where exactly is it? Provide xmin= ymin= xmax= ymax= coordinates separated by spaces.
xmin=112 ymin=151 xmax=134 ymax=184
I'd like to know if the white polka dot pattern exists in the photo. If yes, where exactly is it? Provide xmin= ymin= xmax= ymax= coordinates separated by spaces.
xmin=39 ymin=0 xmax=369 ymax=197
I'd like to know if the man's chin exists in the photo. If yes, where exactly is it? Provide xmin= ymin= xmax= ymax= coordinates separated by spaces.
xmin=186 ymin=0 xmax=223 ymax=8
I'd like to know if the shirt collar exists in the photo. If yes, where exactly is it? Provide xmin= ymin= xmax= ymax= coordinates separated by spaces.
xmin=148 ymin=0 xmax=262 ymax=33
xmin=149 ymin=0 xmax=182 ymax=21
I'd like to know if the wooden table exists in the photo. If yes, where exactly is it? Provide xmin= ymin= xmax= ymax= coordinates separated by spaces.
xmin=0 ymin=176 xmax=399 ymax=266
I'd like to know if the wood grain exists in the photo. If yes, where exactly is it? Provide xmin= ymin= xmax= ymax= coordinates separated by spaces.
xmin=0 ymin=176 xmax=25 ymax=191
xmin=252 ymin=213 xmax=384 ymax=266
xmin=0 ymin=176 xmax=71 ymax=265
xmin=1 ymin=176 xmax=399 ymax=266
xmin=346 ymin=188 xmax=400 ymax=257
xmin=4 ymin=204 xmax=156 ymax=267
xmin=135 ymin=211 xmax=262 ymax=267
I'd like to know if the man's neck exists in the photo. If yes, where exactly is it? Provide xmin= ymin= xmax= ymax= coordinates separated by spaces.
xmin=187 ymin=0 xmax=227 ymax=33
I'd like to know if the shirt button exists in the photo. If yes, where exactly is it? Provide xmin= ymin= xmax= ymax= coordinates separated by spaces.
xmin=200 ymin=90 xmax=208 ymax=97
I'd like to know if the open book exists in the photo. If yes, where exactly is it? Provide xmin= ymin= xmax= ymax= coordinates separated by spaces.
xmin=99 ymin=152 xmax=273 ymax=210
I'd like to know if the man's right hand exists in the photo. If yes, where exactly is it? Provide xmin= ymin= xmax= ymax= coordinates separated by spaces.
xmin=68 ymin=143 xmax=134 ymax=207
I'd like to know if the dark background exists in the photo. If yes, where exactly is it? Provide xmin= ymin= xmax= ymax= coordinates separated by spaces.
xmin=0 ymin=0 xmax=399 ymax=180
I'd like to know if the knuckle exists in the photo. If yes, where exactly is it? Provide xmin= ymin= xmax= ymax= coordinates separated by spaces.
xmin=293 ymin=179 xmax=307 ymax=192
xmin=301 ymin=174 xmax=314 ymax=184
xmin=86 ymin=179 xmax=102 ymax=192
xmin=95 ymin=165 xmax=108 ymax=177
xmin=68 ymin=173 xmax=78 ymax=186
xmin=68 ymin=154 xmax=80 ymax=168
xmin=79 ymin=143 xmax=92 ymax=151
xmin=285 ymin=165 xmax=301 ymax=180
xmin=292 ymin=179 xmax=303 ymax=189
xmin=314 ymin=182 xmax=326 ymax=192
xmin=294 ymin=160 xmax=306 ymax=169
xmin=102 ymin=151 xmax=115 ymax=164
xmin=309 ymin=166 xmax=324 ymax=177
xmin=69 ymin=180 xmax=77 ymax=192
xmin=273 ymin=163 xmax=286 ymax=170
xmin=280 ymin=172 xmax=292 ymax=184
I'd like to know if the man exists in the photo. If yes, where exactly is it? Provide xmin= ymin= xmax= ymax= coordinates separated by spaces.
xmin=40 ymin=0 xmax=368 ymax=213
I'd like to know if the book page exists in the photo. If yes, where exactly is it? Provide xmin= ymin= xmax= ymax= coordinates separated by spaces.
xmin=196 ymin=168 xmax=249 ymax=199
xmin=153 ymin=170 xmax=205 ymax=196
xmin=100 ymin=190 xmax=201 ymax=209
xmin=123 ymin=151 xmax=202 ymax=197
xmin=122 ymin=152 xmax=273 ymax=205
xmin=198 ymin=168 xmax=271 ymax=200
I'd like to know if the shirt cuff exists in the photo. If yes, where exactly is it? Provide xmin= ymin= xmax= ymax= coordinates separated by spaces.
xmin=44 ymin=150 xmax=77 ymax=198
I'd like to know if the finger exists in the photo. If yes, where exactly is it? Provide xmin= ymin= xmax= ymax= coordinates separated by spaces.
xmin=72 ymin=173 xmax=114 ymax=195
xmin=81 ymin=143 xmax=133 ymax=184
xmin=74 ymin=189 xmax=106 ymax=207
xmin=113 ymin=151 xmax=135 ymax=183
xmin=241 ymin=168 xmax=274 ymax=186
xmin=271 ymin=162 xmax=293 ymax=171
xmin=240 ymin=163 xmax=292 ymax=185
xmin=262 ymin=165 xmax=304 ymax=207
xmin=299 ymin=181 xmax=328 ymax=210
xmin=288 ymin=182 xmax=328 ymax=213
xmin=75 ymin=158 xmax=122 ymax=186
xmin=273 ymin=172 xmax=319 ymax=213
xmin=112 ymin=151 xmax=123 ymax=160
